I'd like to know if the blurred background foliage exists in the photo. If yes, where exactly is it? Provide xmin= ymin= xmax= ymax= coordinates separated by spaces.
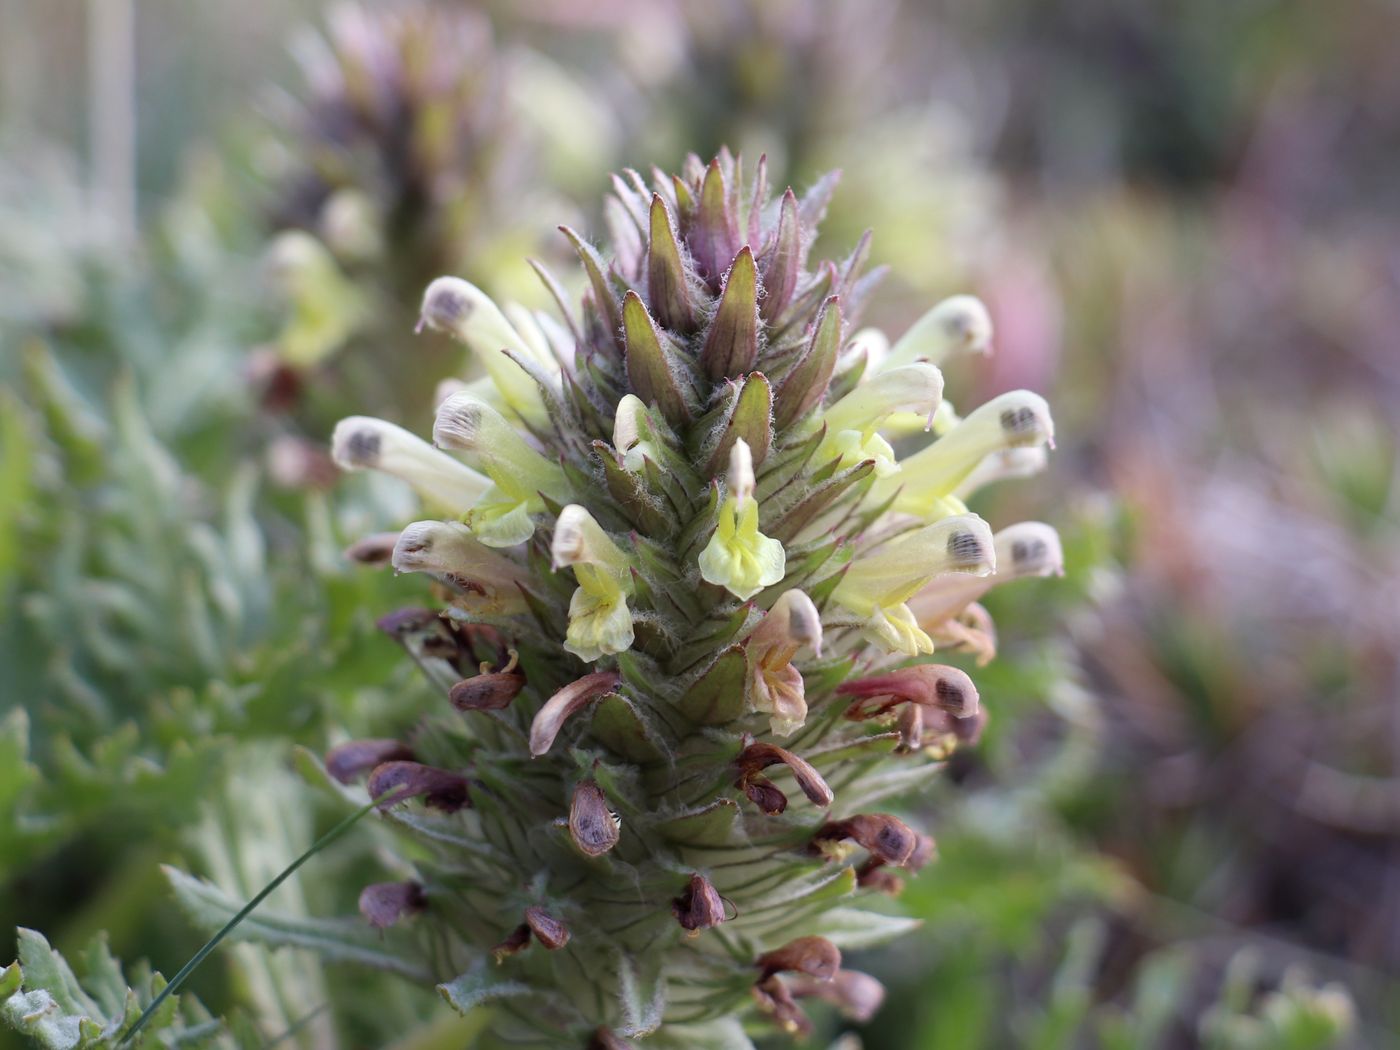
xmin=2 ymin=0 xmax=1397 ymax=1046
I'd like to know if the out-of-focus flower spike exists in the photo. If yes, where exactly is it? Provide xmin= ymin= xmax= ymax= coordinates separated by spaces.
xmin=815 ymin=363 xmax=944 ymax=477
xmin=699 ymin=439 xmax=786 ymax=600
xmin=953 ymin=446 xmax=1049 ymax=500
xmin=552 ymin=505 xmax=636 ymax=661
xmin=390 ymin=521 xmax=530 ymax=614
xmin=417 ymin=276 xmax=548 ymax=426
xmin=331 ymin=415 xmax=490 ymax=514
xmin=881 ymin=294 xmax=993 ymax=372
xmin=745 ymin=590 xmax=822 ymax=734
xmin=876 ymin=391 xmax=1054 ymax=518
xmin=831 ymin=514 xmax=995 ymax=655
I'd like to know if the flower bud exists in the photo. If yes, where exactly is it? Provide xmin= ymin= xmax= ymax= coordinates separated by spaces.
xmin=325 ymin=739 xmax=415 ymax=784
xmin=449 ymin=672 xmax=526 ymax=712
xmin=331 ymin=415 xmax=490 ymax=515
xmin=367 ymin=761 xmax=471 ymax=812
xmin=568 ymin=779 xmax=621 ymax=857
xmin=752 ymin=976 xmax=812 ymax=1037
xmin=742 ymin=777 xmax=789 ymax=815
xmin=672 ymin=873 xmax=727 ymax=934
xmin=997 ymin=521 xmax=1065 ymax=579
xmin=358 ymin=881 xmax=425 ymax=929
xmin=612 ymin=393 xmax=659 ymax=471
xmin=883 ymin=294 xmax=993 ymax=371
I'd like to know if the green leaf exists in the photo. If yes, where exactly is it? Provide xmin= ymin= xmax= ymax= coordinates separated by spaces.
xmin=773 ymin=296 xmax=841 ymax=429
xmin=677 ymin=646 xmax=747 ymax=725
xmin=656 ymin=798 xmax=741 ymax=847
xmin=623 ymin=291 xmax=694 ymax=426
xmin=591 ymin=693 xmax=667 ymax=764
xmin=699 ymin=247 xmax=759 ymax=381
xmin=647 ymin=195 xmax=696 ymax=332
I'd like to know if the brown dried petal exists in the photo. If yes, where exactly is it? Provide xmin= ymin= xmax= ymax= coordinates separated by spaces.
xmin=672 ymin=873 xmax=727 ymax=933
xmin=449 ymin=672 xmax=526 ymax=712
xmin=492 ymin=923 xmax=531 ymax=962
xmin=743 ymin=776 xmax=789 ymax=816
xmin=524 ymin=906 xmax=570 ymax=950
xmin=907 ymin=832 xmax=937 ymax=871
xmin=896 ymin=704 xmax=924 ymax=753
xmin=367 ymin=761 xmax=471 ymax=812
xmin=756 ymin=936 xmax=841 ymax=982
xmin=358 ymin=881 xmax=425 ymax=929
xmin=529 ymin=671 xmax=621 ymax=757
xmin=814 ymin=814 xmax=917 ymax=866
xmin=736 ymin=741 xmax=834 ymax=808
xmin=325 ymin=739 xmax=415 ymax=784
xmin=569 ymin=779 xmax=620 ymax=857
xmin=375 ymin=606 xmax=442 ymax=638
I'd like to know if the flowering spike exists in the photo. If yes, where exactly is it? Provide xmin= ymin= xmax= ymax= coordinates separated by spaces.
xmin=323 ymin=153 xmax=1061 ymax=1042
xmin=647 ymin=195 xmax=696 ymax=332
xmin=698 ymin=439 xmax=786 ymax=600
xmin=699 ymin=246 xmax=760 ymax=380
xmin=331 ymin=416 xmax=490 ymax=514
xmin=883 ymin=294 xmax=994 ymax=370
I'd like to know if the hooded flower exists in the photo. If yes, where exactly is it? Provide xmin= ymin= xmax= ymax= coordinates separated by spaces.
xmin=698 ymin=439 xmax=786 ymax=600
xmin=552 ymin=505 xmax=636 ymax=661
xmin=745 ymin=590 xmax=823 ymax=735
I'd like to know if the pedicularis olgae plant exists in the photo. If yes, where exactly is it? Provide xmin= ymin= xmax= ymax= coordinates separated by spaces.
xmin=329 ymin=152 xmax=1061 ymax=1048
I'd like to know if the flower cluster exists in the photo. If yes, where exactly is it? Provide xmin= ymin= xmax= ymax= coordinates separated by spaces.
xmin=329 ymin=152 xmax=1062 ymax=1046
